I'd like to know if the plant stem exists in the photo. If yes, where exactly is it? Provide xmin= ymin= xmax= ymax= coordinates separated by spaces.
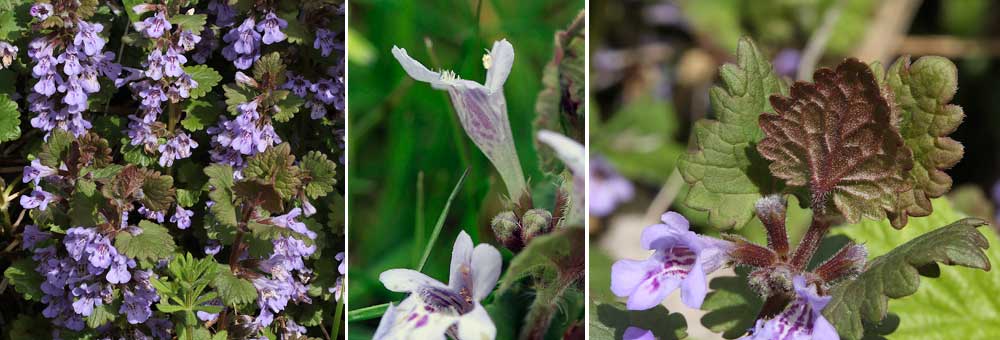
xmin=520 ymin=276 xmax=574 ymax=340
xmin=168 ymin=102 xmax=180 ymax=132
xmin=346 ymin=303 xmax=389 ymax=322
xmin=790 ymin=216 xmax=830 ymax=271
xmin=330 ymin=296 xmax=345 ymax=338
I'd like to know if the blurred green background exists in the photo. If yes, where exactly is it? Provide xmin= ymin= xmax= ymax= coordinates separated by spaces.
xmin=347 ymin=0 xmax=583 ymax=337
xmin=589 ymin=0 xmax=1000 ymax=339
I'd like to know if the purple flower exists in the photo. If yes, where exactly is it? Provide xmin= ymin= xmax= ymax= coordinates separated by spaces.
xmin=74 ymin=21 xmax=106 ymax=56
xmin=120 ymin=271 xmax=159 ymax=324
xmin=178 ymin=30 xmax=202 ymax=51
xmin=283 ymin=72 xmax=311 ymax=97
xmin=269 ymin=208 xmax=316 ymax=239
xmin=310 ymin=78 xmax=339 ymax=105
xmin=145 ymin=49 xmax=165 ymax=80
xmin=222 ymin=18 xmax=261 ymax=70
xmin=742 ymin=276 xmax=838 ymax=340
xmin=611 ymin=212 xmax=733 ymax=310
xmin=0 ymin=41 xmax=16 ymax=69
xmin=30 ymin=3 xmax=52 ymax=20
xmin=135 ymin=12 xmax=171 ymax=39
xmin=20 ymin=189 xmax=55 ymax=211
xmin=773 ymin=49 xmax=801 ymax=78
xmin=21 ymin=225 xmax=52 ymax=250
xmin=162 ymin=47 xmax=188 ymax=78
xmin=192 ymin=28 xmax=218 ymax=64
xmin=255 ymin=12 xmax=287 ymax=45
xmin=590 ymin=156 xmax=634 ymax=217
xmin=313 ymin=28 xmax=340 ymax=57
xmin=158 ymin=132 xmax=199 ymax=167
xmin=374 ymin=231 xmax=500 ymax=339
xmin=624 ymin=327 xmax=657 ymax=340
xmin=205 ymin=240 xmax=222 ymax=255
xmin=392 ymin=39 xmax=526 ymax=197
xmin=170 ymin=206 xmax=194 ymax=229
xmin=207 ymin=0 xmax=236 ymax=27
xmin=106 ymin=255 xmax=133 ymax=284
xmin=23 ymin=159 xmax=57 ymax=185
xmin=127 ymin=114 xmax=158 ymax=148
xmin=139 ymin=205 xmax=166 ymax=223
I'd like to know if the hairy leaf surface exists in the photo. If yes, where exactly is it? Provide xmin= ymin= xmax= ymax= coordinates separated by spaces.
xmin=880 ymin=56 xmax=964 ymax=228
xmin=825 ymin=209 xmax=991 ymax=340
xmin=758 ymin=58 xmax=912 ymax=222
xmin=677 ymin=37 xmax=787 ymax=229
xmin=115 ymin=221 xmax=177 ymax=263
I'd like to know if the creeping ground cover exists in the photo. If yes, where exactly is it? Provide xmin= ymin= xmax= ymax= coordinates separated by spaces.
xmin=591 ymin=35 xmax=998 ymax=340
xmin=0 ymin=0 xmax=346 ymax=339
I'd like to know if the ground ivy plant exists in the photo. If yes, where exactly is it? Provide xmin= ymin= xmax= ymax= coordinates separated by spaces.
xmin=0 ymin=0 xmax=345 ymax=339
xmin=349 ymin=11 xmax=586 ymax=340
xmin=598 ymin=37 xmax=992 ymax=340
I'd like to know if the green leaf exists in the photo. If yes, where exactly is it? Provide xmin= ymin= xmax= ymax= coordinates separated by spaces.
xmin=273 ymin=93 xmax=304 ymax=122
xmin=115 ymin=220 xmax=177 ymax=262
xmin=140 ymin=170 xmax=176 ymax=212
xmin=170 ymin=14 xmax=207 ymax=33
xmin=184 ymin=65 xmax=223 ymax=100
xmin=242 ymin=143 xmax=301 ymax=199
xmin=176 ymin=188 xmax=200 ymax=208
xmin=699 ymin=267 xmax=763 ymax=339
xmin=283 ymin=12 xmax=310 ymax=45
xmin=38 ymin=130 xmax=74 ymax=168
xmin=7 ymin=314 xmax=51 ymax=340
xmin=122 ymin=142 xmax=156 ymax=167
xmin=181 ymin=97 xmax=221 ymax=131
xmin=69 ymin=179 xmax=103 ymax=226
xmin=825 ymin=199 xmax=993 ymax=340
xmin=758 ymin=59 xmax=912 ymax=223
xmin=223 ymin=84 xmax=253 ymax=114
xmin=205 ymin=164 xmax=238 ymax=227
xmin=0 ymin=11 xmax=22 ymax=41
xmin=3 ymin=258 xmax=44 ymax=301
xmin=211 ymin=265 xmax=258 ymax=307
xmin=590 ymin=301 xmax=688 ymax=340
xmin=0 ymin=94 xmax=20 ymax=142
xmin=499 ymin=228 xmax=584 ymax=292
xmin=880 ymin=56 xmax=964 ymax=228
xmin=252 ymin=52 xmax=285 ymax=83
xmin=301 ymin=151 xmax=338 ymax=199
xmin=86 ymin=302 xmax=117 ymax=328
xmin=677 ymin=37 xmax=787 ymax=229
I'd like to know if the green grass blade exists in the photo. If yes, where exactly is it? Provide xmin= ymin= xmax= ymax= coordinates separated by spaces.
xmin=347 ymin=303 xmax=389 ymax=322
xmin=417 ymin=168 xmax=470 ymax=271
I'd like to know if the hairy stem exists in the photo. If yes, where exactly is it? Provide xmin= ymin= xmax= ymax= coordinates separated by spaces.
xmin=520 ymin=277 xmax=573 ymax=340
xmin=790 ymin=216 xmax=831 ymax=271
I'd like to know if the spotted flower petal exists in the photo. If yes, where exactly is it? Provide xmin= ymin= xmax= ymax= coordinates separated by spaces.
xmin=611 ymin=212 xmax=733 ymax=310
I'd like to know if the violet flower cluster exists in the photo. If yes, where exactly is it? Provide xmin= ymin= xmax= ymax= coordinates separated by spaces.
xmin=207 ymin=98 xmax=282 ymax=170
xmin=26 ymin=6 xmax=120 ymax=137
xmin=123 ymin=6 xmax=202 ymax=167
xmin=221 ymin=10 xmax=286 ymax=70
xmin=23 ymin=225 xmax=170 ymax=338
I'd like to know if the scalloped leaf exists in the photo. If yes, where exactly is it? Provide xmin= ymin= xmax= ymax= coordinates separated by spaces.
xmin=534 ymin=11 xmax=585 ymax=172
xmin=273 ymin=94 xmax=304 ymax=123
xmin=115 ymin=220 xmax=177 ymax=263
xmin=211 ymin=265 xmax=258 ymax=307
xmin=86 ymin=302 xmax=117 ymax=328
xmin=824 ymin=212 xmax=991 ymax=339
xmin=234 ymin=179 xmax=284 ymax=213
xmin=38 ymin=129 xmax=74 ymax=168
xmin=0 ymin=94 xmax=20 ymax=142
xmin=677 ymin=37 xmax=787 ymax=229
xmin=242 ymin=143 xmax=301 ymax=199
xmin=699 ymin=268 xmax=763 ymax=339
xmin=830 ymin=199 xmax=1000 ymax=339
xmin=140 ymin=170 xmax=176 ymax=212
xmin=3 ymin=258 xmax=44 ymax=301
xmin=181 ymin=97 xmax=221 ymax=131
xmin=184 ymin=65 xmax=222 ymax=100
xmin=879 ymin=56 xmax=964 ymax=228
xmin=758 ymin=58 xmax=913 ymax=223
xmin=169 ymin=14 xmax=206 ymax=33
xmin=301 ymin=151 xmax=338 ymax=199
xmin=205 ymin=164 xmax=238 ymax=228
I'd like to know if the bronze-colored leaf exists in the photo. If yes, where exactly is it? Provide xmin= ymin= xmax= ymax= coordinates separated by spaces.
xmin=757 ymin=59 xmax=913 ymax=223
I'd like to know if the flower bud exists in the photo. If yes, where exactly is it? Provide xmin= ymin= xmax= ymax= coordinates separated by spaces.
xmin=491 ymin=211 xmax=521 ymax=250
xmin=521 ymin=208 xmax=553 ymax=240
xmin=755 ymin=195 xmax=789 ymax=255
